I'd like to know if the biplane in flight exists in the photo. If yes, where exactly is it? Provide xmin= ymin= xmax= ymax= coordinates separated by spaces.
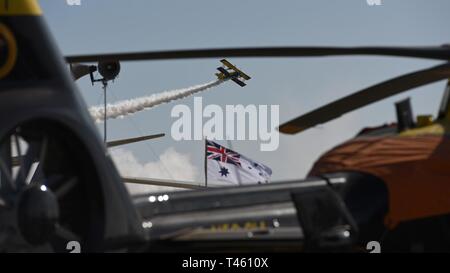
xmin=215 ymin=59 xmax=251 ymax=87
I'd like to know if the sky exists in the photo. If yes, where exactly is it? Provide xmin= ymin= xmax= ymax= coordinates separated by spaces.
xmin=39 ymin=0 xmax=450 ymax=192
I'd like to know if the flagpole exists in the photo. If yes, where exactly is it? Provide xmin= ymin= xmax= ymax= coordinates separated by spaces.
xmin=227 ymin=139 xmax=242 ymax=186
xmin=204 ymin=139 xmax=208 ymax=188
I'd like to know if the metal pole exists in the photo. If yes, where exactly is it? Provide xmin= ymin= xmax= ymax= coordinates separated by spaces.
xmin=0 ymin=137 xmax=12 ymax=195
xmin=204 ymin=139 xmax=208 ymax=187
xmin=227 ymin=139 xmax=242 ymax=186
xmin=103 ymin=82 xmax=107 ymax=143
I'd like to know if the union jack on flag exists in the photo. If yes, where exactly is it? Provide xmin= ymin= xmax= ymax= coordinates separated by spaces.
xmin=206 ymin=140 xmax=241 ymax=167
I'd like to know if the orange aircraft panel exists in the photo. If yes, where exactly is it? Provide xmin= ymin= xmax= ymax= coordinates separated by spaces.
xmin=309 ymin=134 xmax=450 ymax=229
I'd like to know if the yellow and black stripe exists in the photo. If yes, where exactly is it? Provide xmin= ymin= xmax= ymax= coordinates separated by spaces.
xmin=0 ymin=0 xmax=70 ymax=83
xmin=0 ymin=0 xmax=45 ymax=80
xmin=0 ymin=22 xmax=16 ymax=78
xmin=0 ymin=0 xmax=42 ymax=16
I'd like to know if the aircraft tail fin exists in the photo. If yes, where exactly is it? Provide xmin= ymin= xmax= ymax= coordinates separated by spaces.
xmin=438 ymin=79 xmax=450 ymax=121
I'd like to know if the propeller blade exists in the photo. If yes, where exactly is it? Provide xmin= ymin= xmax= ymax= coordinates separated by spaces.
xmin=65 ymin=45 xmax=450 ymax=63
xmin=106 ymin=133 xmax=165 ymax=148
xmin=279 ymin=62 xmax=450 ymax=134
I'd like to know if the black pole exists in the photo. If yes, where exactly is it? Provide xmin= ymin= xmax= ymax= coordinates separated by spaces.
xmin=227 ymin=139 xmax=242 ymax=186
xmin=204 ymin=139 xmax=208 ymax=187
xmin=0 ymin=136 xmax=13 ymax=195
xmin=103 ymin=82 xmax=107 ymax=143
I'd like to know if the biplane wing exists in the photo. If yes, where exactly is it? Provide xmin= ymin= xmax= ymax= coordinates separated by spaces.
xmin=231 ymin=78 xmax=247 ymax=87
xmin=220 ymin=59 xmax=251 ymax=80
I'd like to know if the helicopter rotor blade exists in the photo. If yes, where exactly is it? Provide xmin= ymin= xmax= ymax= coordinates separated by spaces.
xmin=279 ymin=62 xmax=450 ymax=134
xmin=65 ymin=45 xmax=450 ymax=63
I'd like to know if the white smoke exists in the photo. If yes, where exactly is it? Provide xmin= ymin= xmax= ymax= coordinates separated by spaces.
xmin=110 ymin=147 xmax=200 ymax=194
xmin=90 ymin=80 xmax=224 ymax=122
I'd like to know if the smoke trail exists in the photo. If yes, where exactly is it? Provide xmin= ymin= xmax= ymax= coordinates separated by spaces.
xmin=89 ymin=80 xmax=224 ymax=122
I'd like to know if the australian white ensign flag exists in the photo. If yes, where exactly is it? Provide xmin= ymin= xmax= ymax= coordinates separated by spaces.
xmin=206 ymin=140 xmax=272 ymax=185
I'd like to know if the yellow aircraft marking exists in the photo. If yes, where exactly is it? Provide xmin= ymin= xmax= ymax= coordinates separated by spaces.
xmin=215 ymin=72 xmax=226 ymax=80
xmin=399 ymin=121 xmax=450 ymax=137
xmin=416 ymin=115 xmax=434 ymax=128
xmin=220 ymin=59 xmax=235 ymax=68
xmin=0 ymin=0 xmax=42 ymax=16
xmin=0 ymin=23 xmax=17 ymax=79
xmin=209 ymin=221 xmax=268 ymax=232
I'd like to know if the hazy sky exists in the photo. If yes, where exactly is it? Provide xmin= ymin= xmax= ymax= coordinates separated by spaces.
xmin=39 ymin=0 xmax=450 ymax=189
